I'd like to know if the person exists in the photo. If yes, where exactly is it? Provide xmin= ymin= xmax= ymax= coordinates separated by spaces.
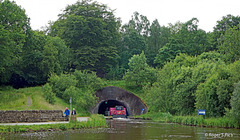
xmin=64 ymin=107 xmax=70 ymax=121
xmin=71 ymin=108 xmax=76 ymax=115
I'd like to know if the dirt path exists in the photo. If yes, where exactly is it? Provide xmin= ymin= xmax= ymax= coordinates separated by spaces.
xmin=27 ymin=96 xmax=31 ymax=106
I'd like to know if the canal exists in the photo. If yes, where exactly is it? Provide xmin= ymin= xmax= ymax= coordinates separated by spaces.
xmin=2 ymin=119 xmax=240 ymax=140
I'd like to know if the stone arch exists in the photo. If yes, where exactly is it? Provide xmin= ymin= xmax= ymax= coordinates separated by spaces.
xmin=91 ymin=86 xmax=148 ymax=116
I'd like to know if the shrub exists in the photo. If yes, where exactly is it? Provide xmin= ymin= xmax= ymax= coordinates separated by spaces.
xmin=74 ymin=70 xmax=104 ymax=91
xmin=43 ymin=83 xmax=56 ymax=104
xmin=48 ymin=74 xmax=77 ymax=98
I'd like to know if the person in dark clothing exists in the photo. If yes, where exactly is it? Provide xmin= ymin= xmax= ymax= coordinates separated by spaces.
xmin=64 ymin=107 xmax=70 ymax=121
xmin=71 ymin=108 xmax=76 ymax=115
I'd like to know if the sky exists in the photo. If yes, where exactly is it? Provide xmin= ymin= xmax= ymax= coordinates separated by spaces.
xmin=14 ymin=0 xmax=240 ymax=32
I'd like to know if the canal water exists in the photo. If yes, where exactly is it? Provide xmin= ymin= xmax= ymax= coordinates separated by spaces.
xmin=2 ymin=119 xmax=240 ymax=140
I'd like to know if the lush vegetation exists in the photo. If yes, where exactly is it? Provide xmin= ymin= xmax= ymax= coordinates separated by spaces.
xmin=140 ymin=112 xmax=238 ymax=128
xmin=1 ymin=0 xmax=240 ymax=128
xmin=0 ymin=114 xmax=106 ymax=133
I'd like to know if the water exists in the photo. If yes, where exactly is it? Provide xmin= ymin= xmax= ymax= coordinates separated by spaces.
xmin=2 ymin=119 xmax=240 ymax=140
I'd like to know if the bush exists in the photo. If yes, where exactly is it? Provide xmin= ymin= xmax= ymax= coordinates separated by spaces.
xmin=62 ymin=86 xmax=79 ymax=103
xmin=43 ymin=83 xmax=56 ymax=104
xmin=76 ymin=89 xmax=97 ymax=114
xmin=48 ymin=74 xmax=77 ymax=98
xmin=74 ymin=70 xmax=104 ymax=91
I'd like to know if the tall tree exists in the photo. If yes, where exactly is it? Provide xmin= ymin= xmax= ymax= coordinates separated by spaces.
xmin=15 ymin=31 xmax=69 ymax=87
xmin=49 ymin=0 xmax=120 ymax=77
xmin=118 ymin=28 xmax=147 ymax=69
xmin=0 ymin=0 xmax=30 ymax=84
xmin=18 ymin=31 xmax=46 ymax=86
xmin=218 ymin=24 xmax=240 ymax=63
xmin=154 ymin=18 xmax=209 ymax=67
xmin=126 ymin=11 xmax=150 ymax=37
xmin=209 ymin=14 xmax=240 ymax=51
xmin=147 ymin=19 xmax=170 ymax=66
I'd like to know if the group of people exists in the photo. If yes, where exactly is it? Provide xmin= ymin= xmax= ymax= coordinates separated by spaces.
xmin=64 ymin=107 xmax=76 ymax=121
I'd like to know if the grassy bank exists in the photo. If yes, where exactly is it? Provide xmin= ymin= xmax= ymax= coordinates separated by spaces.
xmin=140 ymin=112 xmax=239 ymax=129
xmin=0 ymin=114 xmax=106 ymax=133
xmin=0 ymin=86 xmax=71 ymax=112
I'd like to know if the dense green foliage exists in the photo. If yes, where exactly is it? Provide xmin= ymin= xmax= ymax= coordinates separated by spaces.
xmin=140 ymin=112 xmax=238 ymax=128
xmin=154 ymin=18 xmax=209 ymax=67
xmin=123 ymin=52 xmax=157 ymax=88
xmin=145 ymin=52 xmax=240 ymax=118
xmin=49 ymin=0 xmax=120 ymax=76
xmin=0 ymin=0 xmax=30 ymax=84
xmin=218 ymin=24 xmax=240 ymax=63
xmin=43 ymin=83 xmax=56 ymax=104
xmin=1 ymin=0 xmax=240 ymax=128
xmin=47 ymin=70 xmax=104 ymax=114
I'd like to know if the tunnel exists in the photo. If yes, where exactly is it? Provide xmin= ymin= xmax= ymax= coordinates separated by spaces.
xmin=98 ymin=100 xmax=129 ymax=116
xmin=91 ymin=86 xmax=148 ymax=116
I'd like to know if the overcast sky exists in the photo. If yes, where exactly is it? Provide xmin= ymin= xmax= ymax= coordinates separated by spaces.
xmin=15 ymin=0 xmax=240 ymax=32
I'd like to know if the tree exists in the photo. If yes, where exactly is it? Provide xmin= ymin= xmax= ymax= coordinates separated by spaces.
xmin=49 ymin=0 xmax=120 ymax=76
xmin=154 ymin=41 xmax=182 ymax=67
xmin=0 ymin=0 xmax=30 ymax=84
xmin=146 ymin=52 xmax=231 ymax=116
xmin=128 ymin=11 xmax=150 ymax=37
xmin=48 ymin=74 xmax=77 ymax=98
xmin=194 ymin=61 xmax=231 ymax=117
xmin=17 ymin=31 xmax=46 ymax=87
xmin=210 ymin=14 xmax=240 ymax=51
xmin=14 ymin=31 xmax=69 ymax=87
xmin=41 ymin=36 xmax=69 ymax=78
xmin=146 ymin=19 xmax=170 ymax=66
xmin=105 ymin=64 xmax=125 ymax=80
xmin=118 ymin=28 xmax=147 ymax=69
xmin=154 ymin=18 xmax=209 ymax=67
xmin=123 ymin=52 xmax=157 ymax=88
xmin=218 ymin=24 xmax=240 ymax=63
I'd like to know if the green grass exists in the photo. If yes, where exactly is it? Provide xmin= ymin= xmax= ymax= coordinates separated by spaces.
xmin=170 ymin=116 xmax=239 ymax=128
xmin=138 ymin=112 xmax=239 ymax=129
xmin=0 ymin=86 xmax=67 ymax=112
xmin=0 ymin=80 xmax=144 ymax=112
xmin=0 ymin=114 xmax=106 ymax=133
xmin=137 ymin=112 xmax=173 ymax=122
xmin=104 ymin=80 xmax=144 ymax=97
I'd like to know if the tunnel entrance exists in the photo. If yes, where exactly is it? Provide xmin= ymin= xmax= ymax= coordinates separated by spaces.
xmin=91 ymin=86 xmax=148 ymax=116
xmin=98 ymin=100 xmax=128 ymax=116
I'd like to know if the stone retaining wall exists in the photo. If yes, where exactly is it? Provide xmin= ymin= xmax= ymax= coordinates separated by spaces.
xmin=0 ymin=110 xmax=66 ymax=123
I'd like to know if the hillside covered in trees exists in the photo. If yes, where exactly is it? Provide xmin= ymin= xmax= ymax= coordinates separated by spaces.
xmin=1 ymin=0 xmax=240 ymax=127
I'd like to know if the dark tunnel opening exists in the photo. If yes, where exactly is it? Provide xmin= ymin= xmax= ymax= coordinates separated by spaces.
xmin=98 ymin=100 xmax=129 ymax=116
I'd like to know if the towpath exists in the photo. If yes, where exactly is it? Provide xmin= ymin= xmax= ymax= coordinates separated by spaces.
xmin=0 ymin=117 xmax=89 ymax=126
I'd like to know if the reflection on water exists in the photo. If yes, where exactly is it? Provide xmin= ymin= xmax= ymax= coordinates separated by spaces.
xmin=2 ymin=119 xmax=240 ymax=140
